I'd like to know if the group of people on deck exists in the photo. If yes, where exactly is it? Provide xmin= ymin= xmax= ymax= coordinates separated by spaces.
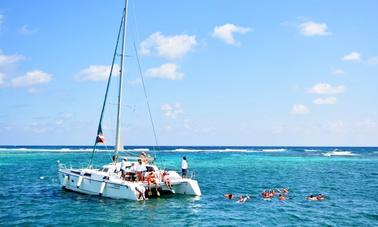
xmin=114 ymin=153 xmax=189 ymax=200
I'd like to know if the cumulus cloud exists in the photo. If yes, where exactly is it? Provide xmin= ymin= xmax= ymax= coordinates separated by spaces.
xmin=313 ymin=97 xmax=337 ymax=105
xmin=299 ymin=21 xmax=330 ymax=36
xmin=308 ymin=83 xmax=345 ymax=95
xmin=332 ymin=69 xmax=345 ymax=75
xmin=76 ymin=64 xmax=120 ymax=81
xmin=291 ymin=104 xmax=309 ymax=114
xmin=212 ymin=23 xmax=251 ymax=45
xmin=0 ymin=50 xmax=25 ymax=65
xmin=161 ymin=103 xmax=184 ymax=119
xmin=11 ymin=70 xmax=52 ymax=87
xmin=145 ymin=63 xmax=183 ymax=80
xmin=342 ymin=52 xmax=361 ymax=61
xmin=140 ymin=32 xmax=197 ymax=60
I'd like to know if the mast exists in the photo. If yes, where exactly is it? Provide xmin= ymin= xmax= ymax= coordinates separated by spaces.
xmin=114 ymin=0 xmax=129 ymax=159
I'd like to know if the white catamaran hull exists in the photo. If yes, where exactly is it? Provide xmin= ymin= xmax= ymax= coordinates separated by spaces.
xmin=58 ymin=167 xmax=201 ymax=201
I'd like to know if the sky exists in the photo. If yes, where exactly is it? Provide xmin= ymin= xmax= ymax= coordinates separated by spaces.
xmin=0 ymin=0 xmax=377 ymax=146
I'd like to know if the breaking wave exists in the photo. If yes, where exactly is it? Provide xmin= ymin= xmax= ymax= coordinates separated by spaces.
xmin=322 ymin=151 xmax=358 ymax=157
xmin=261 ymin=148 xmax=287 ymax=152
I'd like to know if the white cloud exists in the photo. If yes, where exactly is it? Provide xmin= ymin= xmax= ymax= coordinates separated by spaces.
xmin=0 ymin=51 xmax=25 ymax=65
xmin=332 ymin=69 xmax=345 ymax=75
xmin=212 ymin=23 xmax=251 ymax=45
xmin=19 ymin=25 xmax=37 ymax=35
xmin=145 ymin=63 xmax=183 ymax=80
xmin=161 ymin=103 xmax=184 ymax=119
xmin=308 ymin=83 xmax=345 ymax=95
xmin=342 ymin=52 xmax=361 ymax=61
xmin=299 ymin=21 xmax=330 ymax=36
xmin=0 ymin=72 xmax=5 ymax=86
xmin=11 ymin=70 xmax=52 ymax=87
xmin=291 ymin=104 xmax=309 ymax=114
xmin=76 ymin=64 xmax=120 ymax=81
xmin=140 ymin=32 xmax=197 ymax=60
xmin=313 ymin=97 xmax=337 ymax=105
xmin=367 ymin=56 xmax=378 ymax=65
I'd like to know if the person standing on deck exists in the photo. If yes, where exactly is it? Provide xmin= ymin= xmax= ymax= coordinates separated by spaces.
xmin=181 ymin=156 xmax=188 ymax=178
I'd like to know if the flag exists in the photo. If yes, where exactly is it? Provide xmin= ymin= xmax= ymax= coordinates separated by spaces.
xmin=96 ymin=125 xmax=105 ymax=144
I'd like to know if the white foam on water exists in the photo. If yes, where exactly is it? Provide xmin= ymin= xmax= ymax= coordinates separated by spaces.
xmin=174 ymin=148 xmax=203 ymax=152
xmin=261 ymin=148 xmax=287 ymax=152
xmin=322 ymin=151 xmax=358 ymax=157
xmin=172 ymin=148 xmax=259 ymax=153
xmin=304 ymin=149 xmax=320 ymax=152
xmin=131 ymin=148 xmax=150 ymax=152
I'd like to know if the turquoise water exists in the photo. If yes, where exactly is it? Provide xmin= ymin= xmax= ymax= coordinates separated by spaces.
xmin=1 ymin=147 xmax=378 ymax=226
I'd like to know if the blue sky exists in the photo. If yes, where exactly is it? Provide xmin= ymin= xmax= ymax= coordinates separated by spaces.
xmin=0 ymin=0 xmax=377 ymax=146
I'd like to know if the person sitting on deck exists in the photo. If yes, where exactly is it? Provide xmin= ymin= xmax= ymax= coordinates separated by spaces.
xmin=128 ymin=163 xmax=136 ymax=182
xmin=139 ymin=152 xmax=149 ymax=165
xmin=135 ymin=159 xmax=146 ymax=181
xmin=162 ymin=171 xmax=173 ymax=191
xmin=146 ymin=171 xmax=160 ymax=196
xmin=120 ymin=158 xmax=128 ymax=180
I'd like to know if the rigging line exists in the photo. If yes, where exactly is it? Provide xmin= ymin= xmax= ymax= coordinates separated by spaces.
xmin=88 ymin=10 xmax=125 ymax=168
xmin=133 ymin=42 xmax=160 ymax=162
xmin=131 ymin=1 xmax=160 ymax=163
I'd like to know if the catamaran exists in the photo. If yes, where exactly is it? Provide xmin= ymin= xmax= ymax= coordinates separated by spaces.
xmin=58 ymin=0 xmax=201 ymax=200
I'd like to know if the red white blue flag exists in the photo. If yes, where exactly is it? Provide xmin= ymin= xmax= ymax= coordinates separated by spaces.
xmin=96 ymin=125 xmax=105 ymax=144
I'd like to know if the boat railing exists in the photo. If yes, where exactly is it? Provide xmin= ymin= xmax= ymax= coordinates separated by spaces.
xmin=190 ymin=170 xmax=196 ymax=180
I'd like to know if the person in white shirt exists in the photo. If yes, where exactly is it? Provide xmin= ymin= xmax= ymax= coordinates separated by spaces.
xmin=136 ymin=159 xmax=146 ymax=181
xmin=181 ymin=156 xmax=188 ymax=178
xmin=120 ymin=158 xmax=128 ymax=180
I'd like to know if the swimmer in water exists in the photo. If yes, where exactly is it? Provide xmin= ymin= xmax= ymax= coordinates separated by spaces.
xmin=224 ymin=194 xmax=234 ymax=200
xmin=236 ymin=195 xmax=250 ymax=204
xmin=278 ymin=194 xmax=286 ymax=201
xmin=306 ymin=194 xmax=325 ymax=201
xmin=316 ymin=194 xmax=325 ymax=200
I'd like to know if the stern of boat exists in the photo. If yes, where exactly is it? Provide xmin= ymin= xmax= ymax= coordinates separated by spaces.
xmin=173 ymin=179 xmax=201 ymax=196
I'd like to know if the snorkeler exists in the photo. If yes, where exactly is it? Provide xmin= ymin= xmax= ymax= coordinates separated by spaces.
xmin=278 ymin=194 xmax=286 ymax=201
xmin=306 ymin=194 xmax=325 ymax=201
xmin=236 ymin=195 xmax=250 ymax=204
xmin=224 ymin=194 xmax=234 ymax=200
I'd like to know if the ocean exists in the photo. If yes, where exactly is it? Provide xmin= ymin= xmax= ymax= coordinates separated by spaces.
xmin=1 ymin=146 xmax=377 ymax=226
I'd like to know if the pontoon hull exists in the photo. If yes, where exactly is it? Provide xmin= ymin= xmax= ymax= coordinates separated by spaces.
xmin=58 ymin=168 xmax=201 ymax=200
